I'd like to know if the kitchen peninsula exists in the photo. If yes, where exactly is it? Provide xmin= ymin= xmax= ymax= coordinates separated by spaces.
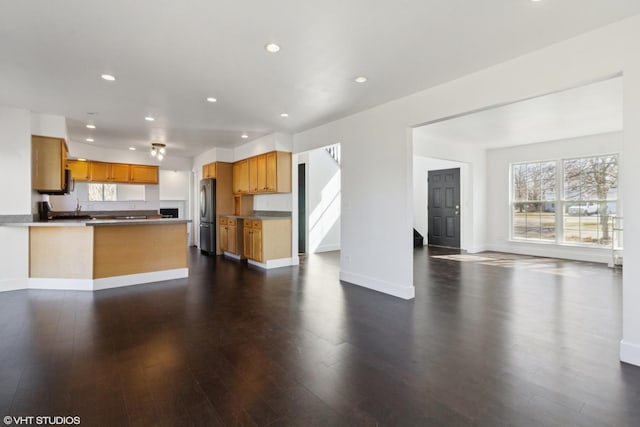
xmin=7 ymin=218 xmax=189 ymax=291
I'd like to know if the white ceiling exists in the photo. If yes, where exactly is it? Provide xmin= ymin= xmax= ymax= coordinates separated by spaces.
xmin=414 ymin=76 xmax=623 ymax=148
xmin=1 ymin=1 xmax=638 ymax=158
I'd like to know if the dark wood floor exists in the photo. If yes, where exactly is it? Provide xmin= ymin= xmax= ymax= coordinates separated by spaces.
xmin=1 ymin=247 xmax=639 ymax=426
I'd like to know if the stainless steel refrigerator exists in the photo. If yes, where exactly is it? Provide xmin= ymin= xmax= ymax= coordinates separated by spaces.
xmin=199 ymin=178 xmax=216 ymax=255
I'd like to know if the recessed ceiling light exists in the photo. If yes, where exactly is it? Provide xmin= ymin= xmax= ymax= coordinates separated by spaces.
xmin=206 ymin=97 xmax=217 ymax=103
xmin=101 ymin=74 xmax=116 ymax=81
xmin=354 ymin=76 xmax=368 ymax=83
xmin=129 ymin=147 xmax=136 ymax=151
xmin=241 ymin=133 xmax=249 ymax=139
xmin=86 ymin=124 xmax=96 ymax=129
xmin=280 ymin=113 xmax=289 ymax=118
xmin=265 ymin=43 xmax=281 ymax=53
xmin=85 ymin=138 xmax=94 ymax=142
xmin=145 ymin=116 xmax=155 ymax=122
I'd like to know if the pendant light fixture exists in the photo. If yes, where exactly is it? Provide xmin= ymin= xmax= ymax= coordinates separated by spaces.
xmin=150 ymin=143 xmax=166 ymax=161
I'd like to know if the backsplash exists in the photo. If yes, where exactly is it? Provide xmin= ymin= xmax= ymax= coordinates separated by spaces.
xmin=48 ymin=182 xmax=160 ymax=212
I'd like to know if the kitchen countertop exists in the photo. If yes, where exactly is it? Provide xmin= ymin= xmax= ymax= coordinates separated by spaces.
xmin=222 ymin=211 xmax=291 ymax=220
xmin=3 ymin=218 xmax=190 ymax=227
xmin=223 ymin=215 xmax=291 ymax=221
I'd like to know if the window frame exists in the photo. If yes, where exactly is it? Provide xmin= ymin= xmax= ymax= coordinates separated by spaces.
xmin=510 ymin=159 xmax=558 ymax=243
xmin=509 ymin=153 xmax=619 ymax=248
xmin=88 ymin=183 xmax=118 ymax=202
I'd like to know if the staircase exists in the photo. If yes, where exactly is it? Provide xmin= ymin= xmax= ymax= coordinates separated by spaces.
xmin=325 ymin=143 xmax=341 ymax=166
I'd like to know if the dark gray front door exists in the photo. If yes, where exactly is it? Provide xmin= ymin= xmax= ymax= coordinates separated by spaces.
xmin=428 ymin=168 xmax=460 ymax=248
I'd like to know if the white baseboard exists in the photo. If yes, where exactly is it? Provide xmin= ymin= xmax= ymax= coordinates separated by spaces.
xmin=339 ymin=270 xmax=415 ymax=300
xmin=620 ymin=340 xmax=640 ymax=366
xmin=313 ymin=243 xmax=341 ymax=253
xmin=26 ymin=268 xmax=189 ymax=291
xmin=485 ymin=243 xmax=611 ymax=264
xmin=29 ymin=278 xmax=93 ymax=291
xmin=247 ymin=257 xmax=295 ymax=270
xmin=465 ymin=245 xmax=487 ymax=254
xmin=0 ymin=278 xmax=28 ymax=292
xmin=93 ymin=268 xmax=188 ymax=290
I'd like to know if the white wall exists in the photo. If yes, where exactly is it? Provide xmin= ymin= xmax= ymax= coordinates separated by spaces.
xmin=485 ymin=131 xmax=622 ymax=263
xmin=253 ymin=194 xmax=292 ymax=211
xmin=234 ymin=132 xmax=293 ymax=161
xmin=0 ymin=106 xmax=31 ymax=291
xmin=160 ymin=170 xmax=190 ymax=201
xmin=0 ymin=107 xmax=32 ymax=215
xmin=31 ymin=113 xmax=67 ymax=140
xmin=295 ymin=116 xmax=415 ymax=299
xmin=308 ymin=147 xmax=341 ymax=253
xmin=413 ymin=156 xmax=465 ymax=245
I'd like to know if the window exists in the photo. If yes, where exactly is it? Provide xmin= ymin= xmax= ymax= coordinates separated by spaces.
xmin=562 ymin=155 xmax=618 ymax=247
xmin=512 ymin=161 xmax=556 ymax=241
xmin=511 ymin=154 xmax=619 ymax=248
xmin=88 ymin=183 xmax=117 ymax=201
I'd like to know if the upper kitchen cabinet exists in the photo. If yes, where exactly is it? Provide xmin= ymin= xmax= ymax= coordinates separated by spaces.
xmin=32 ymin=135 xmax=68 ymax=193
xmin=233 ymin=160 xmax=250 ymax=194
xmin=90 ymin=161 xmax=131 ymax=183
xmin=130 ymin=164 xmax=159 ymax=184
xmin=245 ymin=151 xmax=291 ymax=194
xmin=202 ymin=162 xmax=216 ymax=179
xmin=248 ymin=156 xmax=259 ymax=193
xmin=70 ymin=160 xmax=158 ymax=184
xmin=67 ymin=159 xmax=90 ymax=181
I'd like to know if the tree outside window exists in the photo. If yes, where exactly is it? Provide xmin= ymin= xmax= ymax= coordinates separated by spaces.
xmin=563 ymin=155 xmax=618 ymax=246
xmin=512 ymin=154 xmax=619 ymax=247
xmin=512 ymin=161 xmax=556 ymax=241
xmin=88 ymin=183 xmax=117 ymax=201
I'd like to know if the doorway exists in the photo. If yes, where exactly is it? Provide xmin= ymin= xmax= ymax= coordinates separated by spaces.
xmin=298 ymin=163 xmax=306 ymax=254
xmin=428 ymin=168 xmax=461 ymax=248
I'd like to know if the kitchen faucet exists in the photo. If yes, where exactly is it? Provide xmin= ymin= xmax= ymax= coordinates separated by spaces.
xmin=75 ymin=199 xmax=82 ymax=215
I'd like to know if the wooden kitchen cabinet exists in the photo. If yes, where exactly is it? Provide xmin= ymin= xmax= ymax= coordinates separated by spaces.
xmin=248 ymin=157 xmax=259 ymax=193
xmin=243 ymin=220 xmax=262 ymax=262
xmin=265 ymin=152 xmax=277 ymax=191
xmin=90 ymin=162 xmax=130 ymax=183
xmin=227 ymin=218 xmax=237 ymax=254
xmin=234 ymin=151 xmax=291 ymax=195
xmin=130 ymin=164 xmax=159 ymax=184
xmin=109 ymin=163 xmax=131 ymax=182
xmin=203 ymin=162 xmax=216 ymax=179
xmin=243 ymin=218 xmax=291 ymax=263
xmin=219 ymin=217 xmax=228 ymax=252
xmin=257 ymin=154 xmax=268 ymax=192
xmin=233 ymin=160 xmax=250 ymax=194
xmin=32 ymin=135 xmax=68 ymax=192
xmin=67 ymin=159 xmax=90 ymax=181
xmin=89 ymin=162 xmax=109 ymax=182
xmin=220 ymin=216 xmax=239 ymax=255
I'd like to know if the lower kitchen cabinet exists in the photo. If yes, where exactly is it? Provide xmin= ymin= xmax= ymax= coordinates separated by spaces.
xmin=219 ymin=217 xmax=238 ymax=255
xmin=243 ymin=218 xmax=291 ymax=263
xmin=243 ymin=220 xmax=263 ymax=262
